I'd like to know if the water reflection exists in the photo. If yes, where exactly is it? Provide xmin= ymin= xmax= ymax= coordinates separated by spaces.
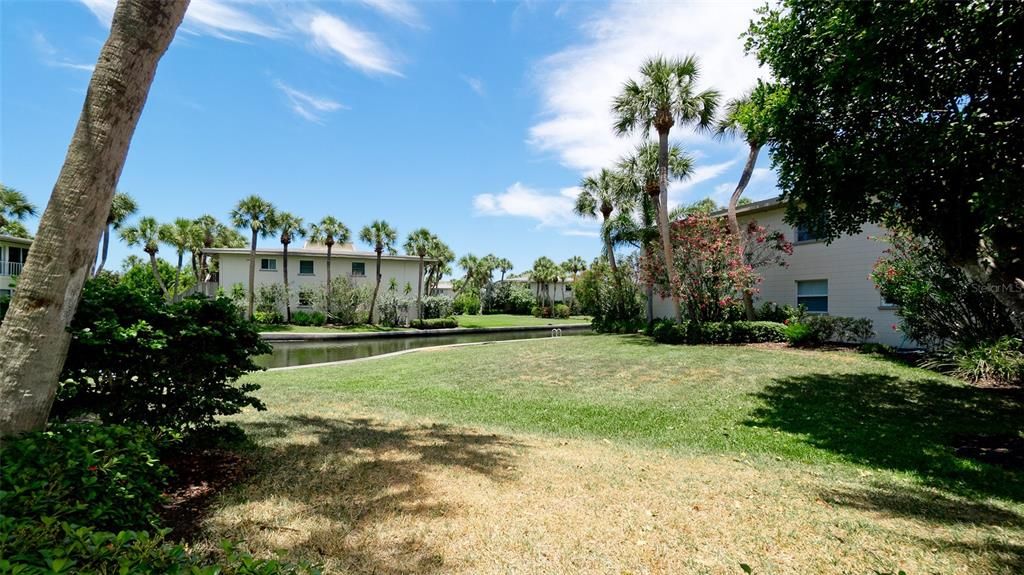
xmin=256 ymin=328 xmax=590 ymax=369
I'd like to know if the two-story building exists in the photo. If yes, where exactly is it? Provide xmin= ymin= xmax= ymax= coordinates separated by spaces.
xmin=205 ymin=241 xmax=432 ymax=314
xmin=653 ymin=196 xmax=906 ymax=347
xmin=0 ymin=234 xmax=31 ymax=301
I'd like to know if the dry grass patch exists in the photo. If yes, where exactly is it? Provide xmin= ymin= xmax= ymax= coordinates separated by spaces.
xmin=200 ymin=410 xmax=1023 ymax=575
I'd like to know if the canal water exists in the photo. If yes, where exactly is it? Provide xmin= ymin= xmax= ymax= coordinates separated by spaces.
xmin=255 ymin=328 xmax=591 ymax=369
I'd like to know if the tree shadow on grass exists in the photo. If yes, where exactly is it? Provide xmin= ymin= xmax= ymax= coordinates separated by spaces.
xmin=747 ymin=373 xmax=1024 ymax=502
xmin=214 ymin=415 xmax=523 ymax=575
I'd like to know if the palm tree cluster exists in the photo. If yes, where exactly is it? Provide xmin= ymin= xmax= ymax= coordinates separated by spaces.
xmin=0 ymin=185 xmax=37 ymax=239
xmin=570 ymin=54 xmax=782 ymax=325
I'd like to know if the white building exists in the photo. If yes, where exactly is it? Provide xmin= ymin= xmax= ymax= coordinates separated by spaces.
xmin=205 ymin=242 xmax=432 ymax=314
xmin=653 ymin=197 xmax=905 ymax=347
xmin=0 ymin=234 xmax=31 ymax=301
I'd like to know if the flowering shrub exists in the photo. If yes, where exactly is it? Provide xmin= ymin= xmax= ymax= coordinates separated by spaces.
xmin=641 ymin=215 xmax=791 ymax=323
xmin=574 ymin=261 xmax=644 ymax=333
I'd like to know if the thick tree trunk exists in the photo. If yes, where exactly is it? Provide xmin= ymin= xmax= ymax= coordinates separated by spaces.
xmin=282 ymin=240 xmax=291 ymax=323
xmin=368 ymin=249 xmax=382 ymax=324
xmin=94 ymin=226 xmax=111 ymax=276
xmin=657 ymin=129 xmax=684 ymax=324
xmin=149 ymin=252 xmax=168 ymax=296
xmin=726 ymin=143 xmax=762 ymax=321
xmin=0 ymin=0 xmax=187 ymax=438
xmin=246 ymin=228 xmax=257 ymax=319
xmin=417 ymin=255 xmax=424 ymax=320
xmin=173 ymin=251 xmax=183 ymax=301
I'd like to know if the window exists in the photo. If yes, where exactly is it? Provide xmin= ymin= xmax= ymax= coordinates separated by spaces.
xmin=260 ymin=258 xmax=277 ymax=271
xmin=351 ymin=262 xmax=366 ymax=277
xmin=795 ymin=224 xmax=821 ymax=243
xmin=0 ymin=288 xmax=11 ymax=299
xmin=298 ymin=288 xmax=314 ymax=307
xmin=796 ymin=279 xmax=828 ymax=313
xmin=880 ymin=294 xmax=897 ymax=309
xmin=299 ymin=260 xmax=314 ymax=275
xmin=7 ymin=247 xmax=28 ymax=264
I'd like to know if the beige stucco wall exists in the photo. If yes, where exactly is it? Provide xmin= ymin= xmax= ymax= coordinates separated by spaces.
xmin=653 ymin=206 xmax=907 ymax=347
xmin=214 ymin=250 xmax=425 ymax=314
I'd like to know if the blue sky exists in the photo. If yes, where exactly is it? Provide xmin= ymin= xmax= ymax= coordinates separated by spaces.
xmin=1 ymin=0 xmax=779 ymax=275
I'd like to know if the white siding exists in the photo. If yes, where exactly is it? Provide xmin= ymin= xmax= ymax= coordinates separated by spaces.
xmin=654 ymin=206 xmax=907 ymax=347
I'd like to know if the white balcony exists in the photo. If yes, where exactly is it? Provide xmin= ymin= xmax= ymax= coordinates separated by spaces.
xmin=1 ymin=262 xmax=23 ymax=276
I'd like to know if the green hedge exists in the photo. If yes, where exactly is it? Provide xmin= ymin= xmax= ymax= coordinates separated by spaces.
xmin=651 ymin=320 xmax=788 ymax=345
xmin=409 ymin=317 xmax=458 ymax=329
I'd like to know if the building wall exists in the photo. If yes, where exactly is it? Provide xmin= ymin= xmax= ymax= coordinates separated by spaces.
xmin=0 ymin=239 xmax=31 ymax=295
xmin=654 ymin=207 xmax=906 ymax=347
xmin=215 ymin=251 xmax=425 ymax=313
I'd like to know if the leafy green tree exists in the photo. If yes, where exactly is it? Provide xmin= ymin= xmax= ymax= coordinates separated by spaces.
xmin=120 ymin=217 xmax=168 ymax=298
xmin=530 ymin=256 xmax=560 ymax=306
xmin=230 ymin=195 xmax=277 ymax=319
xmin=158 ymin=217 xmax=197 ymax=301
xmin=359 ymin=220 xmax=397 ymax=324
xmin=120 ymin=256 xmax=190 ymax=299
xmin=424 ymin=236 xmax=453 ymax=294
xmin=404 ymin=228 xmax=434 ymax=319
xmin=0 ymin=184 xmax=37 ymax=238
xmin=94 ymin=191 xmax=137 ymax=276
xmin=746 ymin=0 xmax=1024 ymax=329
xmin=613 ymin=55 xmax=720 ymax=323
xmin=575 ymin=169 xmax=630 ymax=274
xmin=274 ymin=212 xmax=305 ymax=323
xmin=307 ymin=216 xmax=350 ymax=316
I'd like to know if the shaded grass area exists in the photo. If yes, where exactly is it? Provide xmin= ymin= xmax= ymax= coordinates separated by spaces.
xmin=453 ymin=313 xmax=589 ymax=328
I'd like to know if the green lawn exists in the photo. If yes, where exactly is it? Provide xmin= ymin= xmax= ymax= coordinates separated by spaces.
xmin=213 ymin=335 xmax=1023 ymax=573
xmin=453 ymin=313 xmax=590 ymax=328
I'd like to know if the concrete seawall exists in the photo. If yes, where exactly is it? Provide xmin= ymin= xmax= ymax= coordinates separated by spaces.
xmin=260 ymin=323 xmax=592 ymax=342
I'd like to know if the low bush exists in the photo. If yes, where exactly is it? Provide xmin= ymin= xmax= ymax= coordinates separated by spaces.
xmin=575 ymin=262 xmax=645 ymax=333
xmin=377 ymin=289 xmax=410 ymax=327
xmin=783 ymin=322 xmax=815 ymax=346
xmin=253 ymin=310 xmax=284 ymax=325
xmin=922 ymin=336 xmax=1024 ymax=385
xmin=421 ymin=295 xmax=454 ymax=319
xmin=453 ymin=292 xmax=481 ymax=315
xmin=54 ymin=276 xmax=270 ymax=435
xmin=486 ymin=283 xmax=536 ymax=315
xmin=255 ymin=284 xmax=287 ymax=319
xmin=756 ymin=302 xmax=805 ymax=323
xmin=531 ymin=305 xmax=552 ymax=318
xmin=785 ymin=315 xmax=875 ymax=346
xmin=652 ymin=320 xmax=787 ymax=345
xmin=410 ymin=317 xmax=458 ymax=329
xmin=553 ymin=304 xmax=571 ymax=319
xmin=314 ymin=278 xmax=371 ymax=325
xmin=291 ymin=310 xmax=326 ymax=326
xmin=0 ymin=423 xmax=169 ymax=531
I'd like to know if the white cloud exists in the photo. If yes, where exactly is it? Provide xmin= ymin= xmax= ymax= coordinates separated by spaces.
xmin=360 ymin=0 xmax=426 ymax=28
xmin=79 ymin=0 xmax=279 ymax=40
xmin=668 ymin=159 xmax=737 ymax=205
xmin=32 ymin=31 xmax=95 ymax=72
xmin=302 ymin=11 xmax=402 ymax=76
xmin=274 ymin=80 xmax=346 ymax=123
xmin=473 ymin=182 xmax=596 ymax=236
xmin=461 ymin=75 xmax=485 ymax=96
xmin=528 ymin=0 xmax=764 ymax=173
xmin=710 ymin=166 xmax=778 ymax=206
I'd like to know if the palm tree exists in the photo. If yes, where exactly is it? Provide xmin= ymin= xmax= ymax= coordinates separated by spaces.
xmin=94 ymin=191 xmax=137 ymax=276
xmin=457 ymin=253 xmax=480 ymax=295
xmin=424 ymin=236 xmax=453 ymax=294
xmin=193 ymin=214 xmax=222 ymax=284
xmin=159 ymin=217 xmax=197 ymax=301
xmin=404 ymin=227 xmax=434 ymax=320
xmin=275 ymin=212 xmax=305 ymax=323
xmin=307 ymin=216 xmax=350 ymax=316
xmin=562 ymin=256 xmax=586 ymax=281
xmin=0 ymin=185 xmax=37 ymax=238
xmin=120 ymin=217 xmax=168 ymax=297
xmin=0 ymin=0 xmax=188 ymax=438
xmin=715 ymin=82 xmax=780 ymax=319
xmin=613 ymin=55 xmax=719 ymax=323
xmin=575 ymin=168 xmax=630 ymax=274
xmin=497 ymin=258 xmax=513 ymax=282
xmin=618 ymin=142 xmax=694 ymax=327
xmin=231 ymin=195 xmax=277 ymax=319
xmin=530 ymin=257 xmax=559 ymax=306
xmin=359 ymin=220 xmax=397 ymax=324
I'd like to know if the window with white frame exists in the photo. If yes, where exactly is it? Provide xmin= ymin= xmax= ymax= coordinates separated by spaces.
xmin=796 ymin=279 xmax=828 ymax=313
xmin=260 ymin=258 xmax=277 ymax=271
xmin=299 ymin=260 xmax=314 ymax=275
xmin=351 ymin=262 xmax=366 ymax=277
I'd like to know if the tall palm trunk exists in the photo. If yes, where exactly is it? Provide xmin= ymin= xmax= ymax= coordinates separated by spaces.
xmin=727 ymin=143 xmax=763 ymax=320
xmin=368 ymin=248 xmax=382 ymax=323
xmin=246 ymin=228 xmax=257 ymax=319
xmin=173 ymin=250 xmax=183 ymax=301
xmin=149 ymin=250 xmax=169 ymax=296
xmin=0 ymin=0 xmax=189 ymax=437
xmin=657 ymin=128 xmax=684 ymax=324
xmin=416 ymin=255 xmax=424 ymax=320
xmin=325 ymin=241 xmax=333 ymax=316
xmin=282 ymin=238 xmax=291 ymax=323
xmin=94 ymin=226 xmax=111 ymax=276
xmin=601 ymin=211 xmax=619 ymax=274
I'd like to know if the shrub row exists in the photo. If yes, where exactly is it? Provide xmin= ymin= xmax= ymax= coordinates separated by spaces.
xmin=291 ymin=310 xmax=327 ymax=326
xmin=651 ymin=320 xmax=788 ymax=345
xmin=409 ymin=317 xmax=458 ymax=329
xmin=784 ymin=315 xmax=874 ymax=347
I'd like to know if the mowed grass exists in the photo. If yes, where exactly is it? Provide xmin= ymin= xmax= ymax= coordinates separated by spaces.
xmin=206 ymin=335 xmax=1024 ymax=574
xmin=453 ymin=313 xmax=589 ymax=328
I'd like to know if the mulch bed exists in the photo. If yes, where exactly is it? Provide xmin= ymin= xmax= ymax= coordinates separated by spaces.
xmin=160 ymin=449 xmax=252 ymax=541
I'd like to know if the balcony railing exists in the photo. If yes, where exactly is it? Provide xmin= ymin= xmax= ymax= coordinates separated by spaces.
xmin=1 ymin=262 xmax=23 ymax=276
